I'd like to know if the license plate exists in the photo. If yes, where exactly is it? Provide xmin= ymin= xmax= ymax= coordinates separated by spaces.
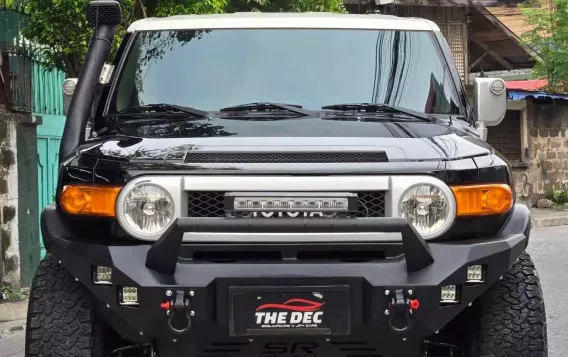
xmin=229 ymin=286 xmax=350 ymax=336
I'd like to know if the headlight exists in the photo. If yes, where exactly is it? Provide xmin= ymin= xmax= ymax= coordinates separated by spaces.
xmin=399 ymin=183 xmax=455 ymax=239
xmin=118 ymin=183 xmax=175 ymax=237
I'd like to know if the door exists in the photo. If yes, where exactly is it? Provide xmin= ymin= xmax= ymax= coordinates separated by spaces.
xmin=36 ymin=114 xmax=65 ymax=257
xmin=33 ymin=61 xmax=67 ymax=258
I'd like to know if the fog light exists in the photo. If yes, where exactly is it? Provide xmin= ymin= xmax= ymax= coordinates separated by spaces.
xmin=441 ymin=285 xmax=458 ymax=304
xmin=120 ymin=287 xmax=139 ymax=306
xmin=467 ymin=265 xmax=484 ymax=283
xmin=93 ymin=266 xmax=112 ymax=285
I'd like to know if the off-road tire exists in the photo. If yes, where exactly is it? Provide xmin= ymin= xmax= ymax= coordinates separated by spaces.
xmin=470 ymin=251 xmax=547 ymax=357
xmin=25 ymin=254 xmax=104 ymax=357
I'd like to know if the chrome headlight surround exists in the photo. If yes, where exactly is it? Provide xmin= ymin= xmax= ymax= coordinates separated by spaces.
xmin=115 ymin=177 xmax=184 ymax=241
xmin=391 ymin=176 xmax=456 ymax=240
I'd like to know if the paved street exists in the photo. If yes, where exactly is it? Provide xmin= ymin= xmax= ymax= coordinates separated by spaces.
xmin=1 ymin=225 xmax=567 ymax=356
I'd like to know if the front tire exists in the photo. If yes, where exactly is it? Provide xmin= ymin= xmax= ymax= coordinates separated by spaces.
xmin=470 ymin=251 xmax=547 ymax=356
xmin=25 ymin=254 xmax=104 ymax=356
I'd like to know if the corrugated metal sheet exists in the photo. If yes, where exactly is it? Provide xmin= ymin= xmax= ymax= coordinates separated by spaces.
xmin=507 ymin=90 xmax=568 ymax=101
xmin=506 ymin=79 xmax=548 ymax=92
xmin=505 ymin=79 xmax=568 ymax=101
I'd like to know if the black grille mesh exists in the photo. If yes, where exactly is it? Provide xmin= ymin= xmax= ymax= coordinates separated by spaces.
xmin=184 ymin=152 xmax=388 ymax=163
xmin=187 ymin=192 xmax=386 ymax=218
xmin=87 ymin=2 xmax=122 ymax=25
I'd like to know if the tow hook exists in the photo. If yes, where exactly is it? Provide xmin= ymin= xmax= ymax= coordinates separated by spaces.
xmin=385 ymin=289 xmax=420 ymax=334
xmin=161 ymin=290 xmax=192 ymax=335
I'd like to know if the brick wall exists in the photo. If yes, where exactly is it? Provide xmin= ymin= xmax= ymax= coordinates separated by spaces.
xmin=509 ymin=100 xmax=568 ymax=205
xmin=528 ymin=101 xmax=568 ymax=194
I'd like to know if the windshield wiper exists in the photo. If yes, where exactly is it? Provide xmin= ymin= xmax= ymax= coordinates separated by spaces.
xmin=321 ymin=103 xmax=434 ymax=122
xmin=115 ymin=103 xmax=211 ymax=118
xmin=220 ymin=102 xmax=316 ymax=117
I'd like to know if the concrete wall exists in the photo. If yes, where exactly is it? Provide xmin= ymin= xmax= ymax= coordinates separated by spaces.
xmin=0 ymin=108 xmax=20 ymax=287
xmin=0 ymin=105 xmax=40 ymax=288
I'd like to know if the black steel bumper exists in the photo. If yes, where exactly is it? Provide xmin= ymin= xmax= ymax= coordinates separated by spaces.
xmin=40 ymin=203 xmax=530 ymax=354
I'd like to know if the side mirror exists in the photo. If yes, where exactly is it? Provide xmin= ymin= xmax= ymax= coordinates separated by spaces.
xmin=473 ymin=77 xmax=507 ymax=141
xmin=62 ymin=78 xmax=78 ymax=116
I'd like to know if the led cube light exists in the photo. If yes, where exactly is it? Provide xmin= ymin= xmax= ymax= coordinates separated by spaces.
xmin=120 ymin=287 xmax=139 ymax=306
xmin=441 ymin=285 xmax=458 ymax=304
xmin=93 ymin=266 xmax=112 ymax=285
xmin=466 ymin=265 xmax=485 ymax=283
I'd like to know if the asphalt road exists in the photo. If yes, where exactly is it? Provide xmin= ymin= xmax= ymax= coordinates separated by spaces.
xmin=0 ymin=225 xmax=566 ymax=357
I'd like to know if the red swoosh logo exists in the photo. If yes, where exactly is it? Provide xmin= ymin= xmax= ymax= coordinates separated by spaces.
xmin=256 ymin=298 xmax=325 ymax=312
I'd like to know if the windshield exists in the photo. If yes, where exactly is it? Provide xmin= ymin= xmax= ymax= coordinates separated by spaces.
xmin=109 ymin=28 xmax=461 ymax=116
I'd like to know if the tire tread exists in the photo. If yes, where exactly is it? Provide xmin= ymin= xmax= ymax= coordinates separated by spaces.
xmin=25 ymin=254 xmax=101 ymax=357
xmin=472 ymin=252 xmax=547 ymax=357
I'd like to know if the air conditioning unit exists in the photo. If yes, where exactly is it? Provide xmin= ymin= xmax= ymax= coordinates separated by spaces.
xmin=374 ymin=0 xmax=395 ymax=4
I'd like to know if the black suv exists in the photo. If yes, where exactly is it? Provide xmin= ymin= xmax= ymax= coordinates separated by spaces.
xmin=25 ymin=2 xmax=547 ymax=357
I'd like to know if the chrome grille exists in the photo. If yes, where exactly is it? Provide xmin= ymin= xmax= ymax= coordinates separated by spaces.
xmin=187 ymin=192 xmax=386 ymax=218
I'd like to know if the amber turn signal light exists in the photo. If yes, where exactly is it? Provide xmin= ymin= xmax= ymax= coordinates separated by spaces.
xmin=451 ymin=184 xmax=513 ymax=217
xmin=60 ymin=185 xmax=123 ymax=217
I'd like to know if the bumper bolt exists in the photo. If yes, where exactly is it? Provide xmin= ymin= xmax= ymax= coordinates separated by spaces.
xmin=190 ymin=311 xmax=195 ymax=317
xmin=190 ymin=290 xmax=195 ymax=297
xmin=384 ymin=309 xmax=390 ymax=316
xmin=385 ymin=290 xmax=390 ymax=296
xmin=408 ymin=289 xmax=413 ymax=296
xmin=106 ymin=304 xmax=110 ymax=308
xmin=166 ymin=290 xmax=172 ymax=297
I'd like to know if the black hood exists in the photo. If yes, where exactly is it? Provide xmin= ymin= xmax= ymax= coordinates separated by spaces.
xmin=62 ymin=118 xmax=509 ymax=188
xmin=82 ymin=118 xmax=491 ymax=163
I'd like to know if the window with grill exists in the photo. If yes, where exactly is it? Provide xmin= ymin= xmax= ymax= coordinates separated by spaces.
xmin=438 ymin=23 xmax=468 ymax=85
xmin=487 ymin=110 xmax=523 ymax=163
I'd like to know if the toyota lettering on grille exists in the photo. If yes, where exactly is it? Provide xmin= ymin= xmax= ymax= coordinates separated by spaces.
xmin=246 ymin=211 xmax=338 ymax=218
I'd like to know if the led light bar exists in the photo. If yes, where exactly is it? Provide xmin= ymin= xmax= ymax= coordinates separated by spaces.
xmin=225 ymin=192 xmax=358 ymax=212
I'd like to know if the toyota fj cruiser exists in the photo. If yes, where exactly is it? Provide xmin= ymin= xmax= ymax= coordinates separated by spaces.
xmin=25 ymin=2 xmax=547 ymax=357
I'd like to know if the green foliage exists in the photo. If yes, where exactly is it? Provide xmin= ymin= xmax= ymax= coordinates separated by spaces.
xmin=520 ymin=0 xmax=568 ymax=93
xmin=1 ymin=282 xmax=25 ymax=300
xmin=19 ymin=0 xmax=345 ymax=77
xmin=547 ymin=186 xmax=568 ymax=204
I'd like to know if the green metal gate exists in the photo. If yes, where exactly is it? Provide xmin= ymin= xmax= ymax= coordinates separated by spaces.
xmin=34 ymin=62 xmax=66 ymax=257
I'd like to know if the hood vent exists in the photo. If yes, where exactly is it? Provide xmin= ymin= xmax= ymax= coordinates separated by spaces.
xmin=184 ymin=151 xmax=388 ymax=163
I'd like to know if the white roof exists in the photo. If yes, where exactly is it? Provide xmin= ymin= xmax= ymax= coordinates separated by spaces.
xmin=127 ymin=12 xmax=440 ymax=33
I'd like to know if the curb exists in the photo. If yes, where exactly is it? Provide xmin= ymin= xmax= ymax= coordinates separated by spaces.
xmin=532 ymin=216 xmax=568 ymax=228
xmin=0 ymin=300 xmax=28 ymax=324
